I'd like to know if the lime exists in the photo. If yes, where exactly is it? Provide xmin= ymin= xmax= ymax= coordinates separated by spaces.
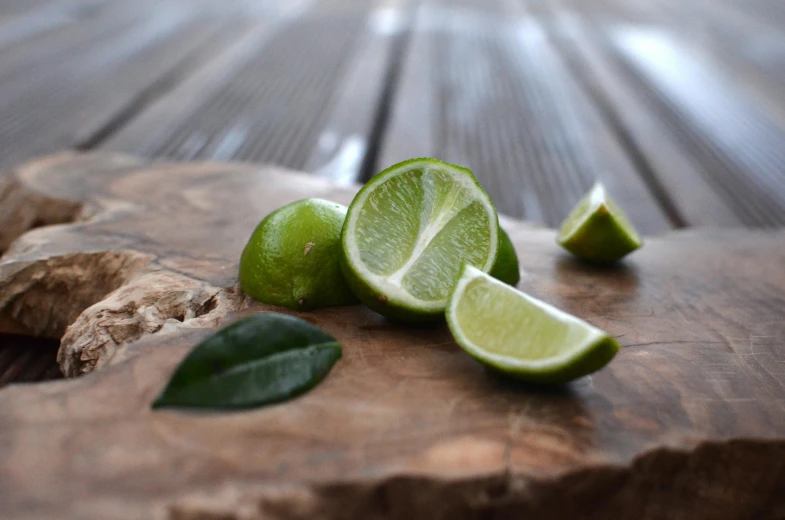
xmin=557 ymin=183 xmax=642 ymax=263
xmin=446 ymin=265 xmax=620 ymax=383
xmin=489 ymin=228 xmax=520 ymax=286
xmin=340 ymin=158 xmax=499 ymax=321
xmin=239 ymin=198 xmax=357 ymax=310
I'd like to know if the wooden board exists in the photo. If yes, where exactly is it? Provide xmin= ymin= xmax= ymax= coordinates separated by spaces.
xmin=1 ymin=152 xmax=785 ymax=520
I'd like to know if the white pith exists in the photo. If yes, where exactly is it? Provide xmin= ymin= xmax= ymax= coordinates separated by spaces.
xmin=447 ymin=266 xmax=607 ymax=370
xmin=344 ymin=160 xmax=498 ymax=310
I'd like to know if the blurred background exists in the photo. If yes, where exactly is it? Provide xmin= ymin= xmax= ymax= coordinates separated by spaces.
xmin=1 ymin=0 xmax=785 ymax=382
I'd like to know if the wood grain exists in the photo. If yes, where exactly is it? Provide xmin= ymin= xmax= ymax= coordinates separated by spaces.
xmin=1 ymin=152 xmax=784 ymax=519
xmin=103 ymin=0 xmax=399 ymax=185
xmin=378 ymin=0 xmax=673 ymax=232
xmin=0 ymin=0 xmax=251 ymax=170
xmin=565 ymin=0 xmax=785 ymax=227
xmin=529 ymin=0 xmax=744 ymax=227
xmin=4 ymin=0 xmax=785 ymax=229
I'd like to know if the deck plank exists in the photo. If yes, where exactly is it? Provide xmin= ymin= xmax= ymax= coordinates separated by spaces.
xmin=103 ymin=0 xmax=407 ymax=185
xmin=522 ymin=0 xmax=744 ymax=227
xmin=597 ymin=0 xmax=785 ymax=226
xmin=378 ymin=0 xmax=672 ymax=232
xmin=648 ymin=0 xmax=785 ymax=129
xmin=305 ymin=0 xmax=414 ymax=185
xmin=0 ymin=0 xmax=252 ymax=170
xmin=535 ymin=0 xmax=785 ymax=227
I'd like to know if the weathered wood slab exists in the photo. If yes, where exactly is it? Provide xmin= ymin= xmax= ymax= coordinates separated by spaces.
xmin=1 ymin=152 xmax=784 ymax=520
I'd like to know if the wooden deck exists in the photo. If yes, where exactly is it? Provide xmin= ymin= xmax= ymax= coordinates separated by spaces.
xmin=2 ymin=0 xmax=785 ymax=384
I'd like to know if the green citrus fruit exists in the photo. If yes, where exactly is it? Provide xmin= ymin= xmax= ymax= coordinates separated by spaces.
xmin=447 ymin=265 xmax=620 ymax=383
xmin=340 ymin=158 xmax=499 ymax=321
xmin=558 ymin=183 xmax=642 ymax=263
xmin=239 ymin=198 xmax=357 ymax=310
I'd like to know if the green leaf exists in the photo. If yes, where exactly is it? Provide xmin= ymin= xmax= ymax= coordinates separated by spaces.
xmin=152 ymin=313 xmax=341 ymax=410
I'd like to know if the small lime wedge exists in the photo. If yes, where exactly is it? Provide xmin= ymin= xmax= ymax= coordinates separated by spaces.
xmin=558 ymin=183 xmax=642 ymax=263
xmin=341 ymin=158 xmax=499 ymax=321
xmin=489 ymin=228 xmax=520 ymax=286
xmin=447 ymin=265 xmax=620 ymax=383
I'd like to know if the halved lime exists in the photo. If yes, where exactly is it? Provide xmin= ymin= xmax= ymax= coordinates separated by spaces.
xmin=340 ymin=158 xmax=499 ymax=321
xmin=447 ymin=265 xmax=620 ymax=383
xmin=558 ymin=183 xmax=642 ymax=263
xmin=489 ymin=228 xmax=520 ymax=286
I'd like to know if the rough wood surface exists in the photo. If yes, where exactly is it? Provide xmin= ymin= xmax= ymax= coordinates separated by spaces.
xmin=1 ymin=152 xmax=785 ymax=520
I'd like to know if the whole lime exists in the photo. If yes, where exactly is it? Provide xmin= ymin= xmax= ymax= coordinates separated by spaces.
xmin=239 ymin=198 xmax=358 ymax=310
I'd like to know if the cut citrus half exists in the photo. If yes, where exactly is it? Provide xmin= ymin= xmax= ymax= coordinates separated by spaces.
xmin=558 ymin=183 xmax=642 ymax=263
xmin=340 ymin=158 xmax=499 ymax=321
xmin=447 ymin=265 xmax=620 ymax=383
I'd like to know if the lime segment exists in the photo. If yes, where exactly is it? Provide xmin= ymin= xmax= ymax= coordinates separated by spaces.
xmin=558 ymin=183 xmax=642 ymax=263
xmin=341 ymin=158 xmax=499 ymax=321
xmin=447 ymin=265 xmax=620 ymax=383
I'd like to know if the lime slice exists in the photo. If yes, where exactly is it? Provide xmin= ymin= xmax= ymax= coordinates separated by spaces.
xmin=239 ymin=198 xmax=358 ymax=310
xmin=558 ymin=183 xmax=642 ymax=263
xmin=447 ymin=265 xmax=620 ymax=383
xmin=340 ymin=158 xmax=499 ymax=321
xmin=489 ymin=228 xmax=520 ymax=286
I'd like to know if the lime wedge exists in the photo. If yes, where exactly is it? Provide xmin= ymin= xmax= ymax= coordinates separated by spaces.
xmin=446 ymin=265 xmax=620 ymax=383
xmin=341 ymin=158 xmax=499 ymax=321
xmin=489 ymin=228 xmax=520 ymax=286
xmin=558 ymin=183 xmax=642 ymax=263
